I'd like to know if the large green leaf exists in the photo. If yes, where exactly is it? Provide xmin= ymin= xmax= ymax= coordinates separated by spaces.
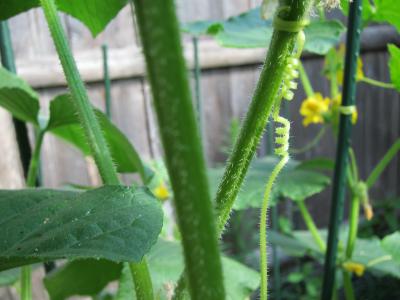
xmin=372 ymin=0 xmax=400 ymax=32
xmin=0 ymin=186 xmax=163 ymax=271
xmin=381 ymin=231 xmax=400 ymax=263
xmin=45 ymin=239 xmax=259 ymax=300
xmin=44 ymin=260 xmax=122 ymax=300
xmin=209 ymin=156 xmax=331 ymax=210
xmin=0 ymin=0 xmax=129 ymax=36
xmin=0 ymin=67 xmax=40 ymax=125
xmin=353 ymin=237 xmax=400 ymax=279
xmin=47 ymin=94 xmax=145 ymax=175
xmin=182 ymin=8 xmax=345 ymax=55
xmin=388 ymin=44 xmax=400 ymax=92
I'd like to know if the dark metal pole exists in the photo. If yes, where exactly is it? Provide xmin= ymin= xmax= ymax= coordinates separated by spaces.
xmin=102 ymin=44 xmax=112 ymax=118
xmin=321 ymin=1 xmax=362 ymax=299
xmin=0 ymin=21 xmax=33 ymax=178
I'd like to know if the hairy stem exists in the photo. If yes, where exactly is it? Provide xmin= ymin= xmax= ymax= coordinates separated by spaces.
xmin=132 ymin=0 xmax=225 ymax=299
xmin=297 ymin=200 xmax=326 ymax=252
xmin=40 ymin=0 xmax=119 ymax=185
xmin=39 ymin=0 xmax=153 ymax=298
xmin=366 ymin=138 xmax=400 ymax=188
xmin=215 ymin=0 xmax=313 ymax=233
xmin=260 ymin=155 xmax=289 ymax=300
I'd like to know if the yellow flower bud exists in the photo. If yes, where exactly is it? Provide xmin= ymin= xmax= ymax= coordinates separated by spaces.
xmin=363 ymin=203 xmax=374 ymax=221
xmin=153 ymin=182 xmax=170 ymax=200
xmin=343 ymin=262 xmax=365 ymax=277
xmin=300 ymin=93 xmax=330 ymax=126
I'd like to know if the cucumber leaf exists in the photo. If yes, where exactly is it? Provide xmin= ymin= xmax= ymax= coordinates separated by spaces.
xmin=45 ymin=239 xmax=259 ymax=300
xmin=388 ymin=44 xmax=400 ymax=92
xmin=209 ymin=156 xmax=331 ymax=210
xmin=182 ymin=7 xmax=345 ymax=55
xmin=0 ymin=0 xmax=129 ymax=37
xmin=47 ymin=94 xmax=146 ymax=176
xmin=0 ymin=67 xmax=40 ymax=125
xmin=0 ymin=186 xmax=163 ymax=271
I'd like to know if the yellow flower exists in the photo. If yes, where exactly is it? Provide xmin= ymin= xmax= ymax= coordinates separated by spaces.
xmin=333 ymin=95 xmax=358 ymax=124
xmin=336 ymin=44 xmax=364 ymax=85
xmin=342 ymin=262 xmax=365 ymax=277
xmin=300 ymin=93 xmax=330 ymax=126
xmin=153 ymin=182 xmax=169 ymax=200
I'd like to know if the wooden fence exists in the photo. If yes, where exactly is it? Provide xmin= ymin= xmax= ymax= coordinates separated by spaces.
xmin=0 ymin=1 xmax=399 ymax=299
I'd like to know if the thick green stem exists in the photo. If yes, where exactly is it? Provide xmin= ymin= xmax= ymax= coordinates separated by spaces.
xmin=343 ymin=271 xmax=356 ymax=300
xmin=132 ymin=0 xmax=225 ymax=299
xmin=129 ymin=258 xmax=153 ymax=300
xmin=216 ymin=0 xmax=313 ymax=233
xmin=260 ymin=156 xmax=289 ymax=300
xmin=39 ymin=0 xmax=153 ymax=298
xmin=20 ymin=266 xmax=32 ymax=300
xmin=298 ymin=61 xmax=314 ymax=97
xmin=360 ymin=77 xmax=395 ymax=89
xmin=297 ymin=200 xmax=326 ymax=252
xmin=366 ymin=138 xmax=400 ymax=188
xmin=40 ymin=0 xmax=119 ymax=185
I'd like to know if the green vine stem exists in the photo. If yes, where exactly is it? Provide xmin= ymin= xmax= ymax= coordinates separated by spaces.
xmin=366 ymin=138 xmax=400 ymax=188
xmin=345 ymin=195 xmax=359 ymax=259
xmin=260 ymin=155 xmax=289 ymax=300
xmin=215 ymin=0 xmax=313 ymax=233
xmin=290 ymin=125 xmax=326 ymax=154
xmin=343 ymin=271 xmax=356 ymax=300
xmin=26 ymin=130 xmax=45 ymax=188
xmin=298 ymin=61 xmax=314 ymax=97
xmin=132 ymin=0 xmax=225 ymax=299
xmin=359 ymin=77 xmax=395 ymax=89
xmin=297 ymin=200 xmax=326 ymax=252
xmin=20 ymin=265 xmax=32 ymax=300
xmin=39 ymin=0 xmax=154 ymax=298
xmin=40 ymin=0 xmax=119 ymax=186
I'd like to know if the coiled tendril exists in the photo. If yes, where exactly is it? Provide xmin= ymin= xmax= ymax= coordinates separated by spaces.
xmin=259 ymin=29 xmax=306 ymax=300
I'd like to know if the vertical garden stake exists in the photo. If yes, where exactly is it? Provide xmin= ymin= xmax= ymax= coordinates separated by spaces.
xmin=321 ymin=0 xmax=363 ymax=299
xmin=102 ymin=44 xmax=112 ymax=118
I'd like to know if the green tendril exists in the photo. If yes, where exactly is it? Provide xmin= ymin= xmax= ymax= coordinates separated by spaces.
xmin=259 ymin=28 xmax=305 ymax=300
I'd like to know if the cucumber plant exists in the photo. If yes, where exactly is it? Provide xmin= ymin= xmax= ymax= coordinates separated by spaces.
xmin=0 ymin=0 xmax=399 ymax=299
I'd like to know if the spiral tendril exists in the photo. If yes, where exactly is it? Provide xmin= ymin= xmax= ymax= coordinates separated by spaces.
xmin=259 ymin=29 xmax=305 ymax=300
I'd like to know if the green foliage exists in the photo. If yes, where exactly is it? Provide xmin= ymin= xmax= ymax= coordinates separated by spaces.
xmin=0 ymin=0 xmax=128 ymax=36
xmin=44 ymin=239 xmax=259 ymax=300
xmin=381 ymin=232 xmax=400 ymax=263
xmin=388 ymin=44 xmax=400 ymax=92
xmin=0 ymin=69 xmax=144 ymax=175
xmin=0 ymin=67 xmax=39 ymax=124
xmin=182 ymin=7 xmax=345 ymax=55
xmin=0 ymin=268 xmax=20 ymax=286
xmin=44 ymin=260 xmax=121 ymax=300
xmin=209 ymin=157 xmax=331 ymax=210
xmin=0 ymin=186 xmax=163 ymax=271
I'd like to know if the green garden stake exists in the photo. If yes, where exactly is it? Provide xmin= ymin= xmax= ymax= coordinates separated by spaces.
xmin=102 ymin=44 xmax=112 ymax=118
xmin=321 ymin=0 xmax=363 ymax=299
xmin=0 ymin=21 xmax=32 ymax=179
xmin=192 ymin=36 xmax=203 ymax=139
